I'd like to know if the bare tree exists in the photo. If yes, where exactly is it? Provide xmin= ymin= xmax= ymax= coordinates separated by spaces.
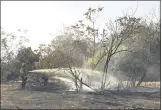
xmin=94 ymin=15 xmax=142 ymax=89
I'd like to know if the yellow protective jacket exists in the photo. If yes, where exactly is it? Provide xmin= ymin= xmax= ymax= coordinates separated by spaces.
xmin=20 ymin=67 xmax=27 ymax=77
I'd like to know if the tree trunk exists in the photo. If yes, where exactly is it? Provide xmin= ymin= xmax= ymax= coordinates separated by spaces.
xmin=101 ymin=56 xmax=110 ymax=89
xmin=75 ymin=79 xmax=78 ymax=92
xmin=117 ymin=83 xmax=120 ymax=92
xmin=136 ymin=73 xmax=146 ymax=87
xmin=79 ymin=77 xmax=83 ymax=91
xmin=132 ymin=80 xmax=136 ymax=87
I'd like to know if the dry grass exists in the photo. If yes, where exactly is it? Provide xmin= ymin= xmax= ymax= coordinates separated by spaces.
xmin=1 ymin=82 xmax=20 ymax=90
xmin=1 ymin=81 xmax=160 ymax=109
xmin=137 ymin=81 xmax=160 ymax=87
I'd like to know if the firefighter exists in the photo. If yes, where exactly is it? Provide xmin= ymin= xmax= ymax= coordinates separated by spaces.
xmin=41 ymin=74 xmax=48 ymax=86
xmin=20 ymin=63 xmax=28 ymax=89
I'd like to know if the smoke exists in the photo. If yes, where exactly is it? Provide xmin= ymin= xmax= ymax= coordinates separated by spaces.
xmin=30 ymin=66 xmax=160 ymax=92
xmin=145 ymin=64 xmax=160 ymax=81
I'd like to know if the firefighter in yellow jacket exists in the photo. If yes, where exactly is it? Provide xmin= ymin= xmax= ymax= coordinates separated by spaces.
xmin=20 ymin=63 xmax=28 ymax=89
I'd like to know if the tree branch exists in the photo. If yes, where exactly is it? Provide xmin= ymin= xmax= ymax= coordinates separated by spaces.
xmin=112 ymin=49 xmax=133 ymax=55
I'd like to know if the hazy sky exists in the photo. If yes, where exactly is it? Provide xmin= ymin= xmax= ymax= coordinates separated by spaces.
xmin=1 ymin=1 xmax=160 ymax=50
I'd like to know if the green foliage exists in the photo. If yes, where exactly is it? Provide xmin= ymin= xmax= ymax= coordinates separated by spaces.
xmin=17 ymin=47 xmax=40 ymax=71
xmin=1 ymin=28 xmax=29 ymax=79
xmin=84 ymin=7 xmax=104 ymax=21
xmin=87 ymin=55 xmax=101 ymax=65
xmin=116 ymin=19 xmax=160 ymax=84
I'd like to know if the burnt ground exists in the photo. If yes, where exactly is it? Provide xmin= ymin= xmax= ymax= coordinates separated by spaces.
xmin=1 ymin=81 xmax=160 ymax=109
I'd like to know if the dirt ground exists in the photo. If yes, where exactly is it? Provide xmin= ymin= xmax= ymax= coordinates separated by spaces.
xmin=1 ymin=81 xmax=160 ymax=109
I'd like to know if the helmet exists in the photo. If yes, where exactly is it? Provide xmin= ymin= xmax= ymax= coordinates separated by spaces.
xmin=21 ymin=63 xmax=25 ymax=67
